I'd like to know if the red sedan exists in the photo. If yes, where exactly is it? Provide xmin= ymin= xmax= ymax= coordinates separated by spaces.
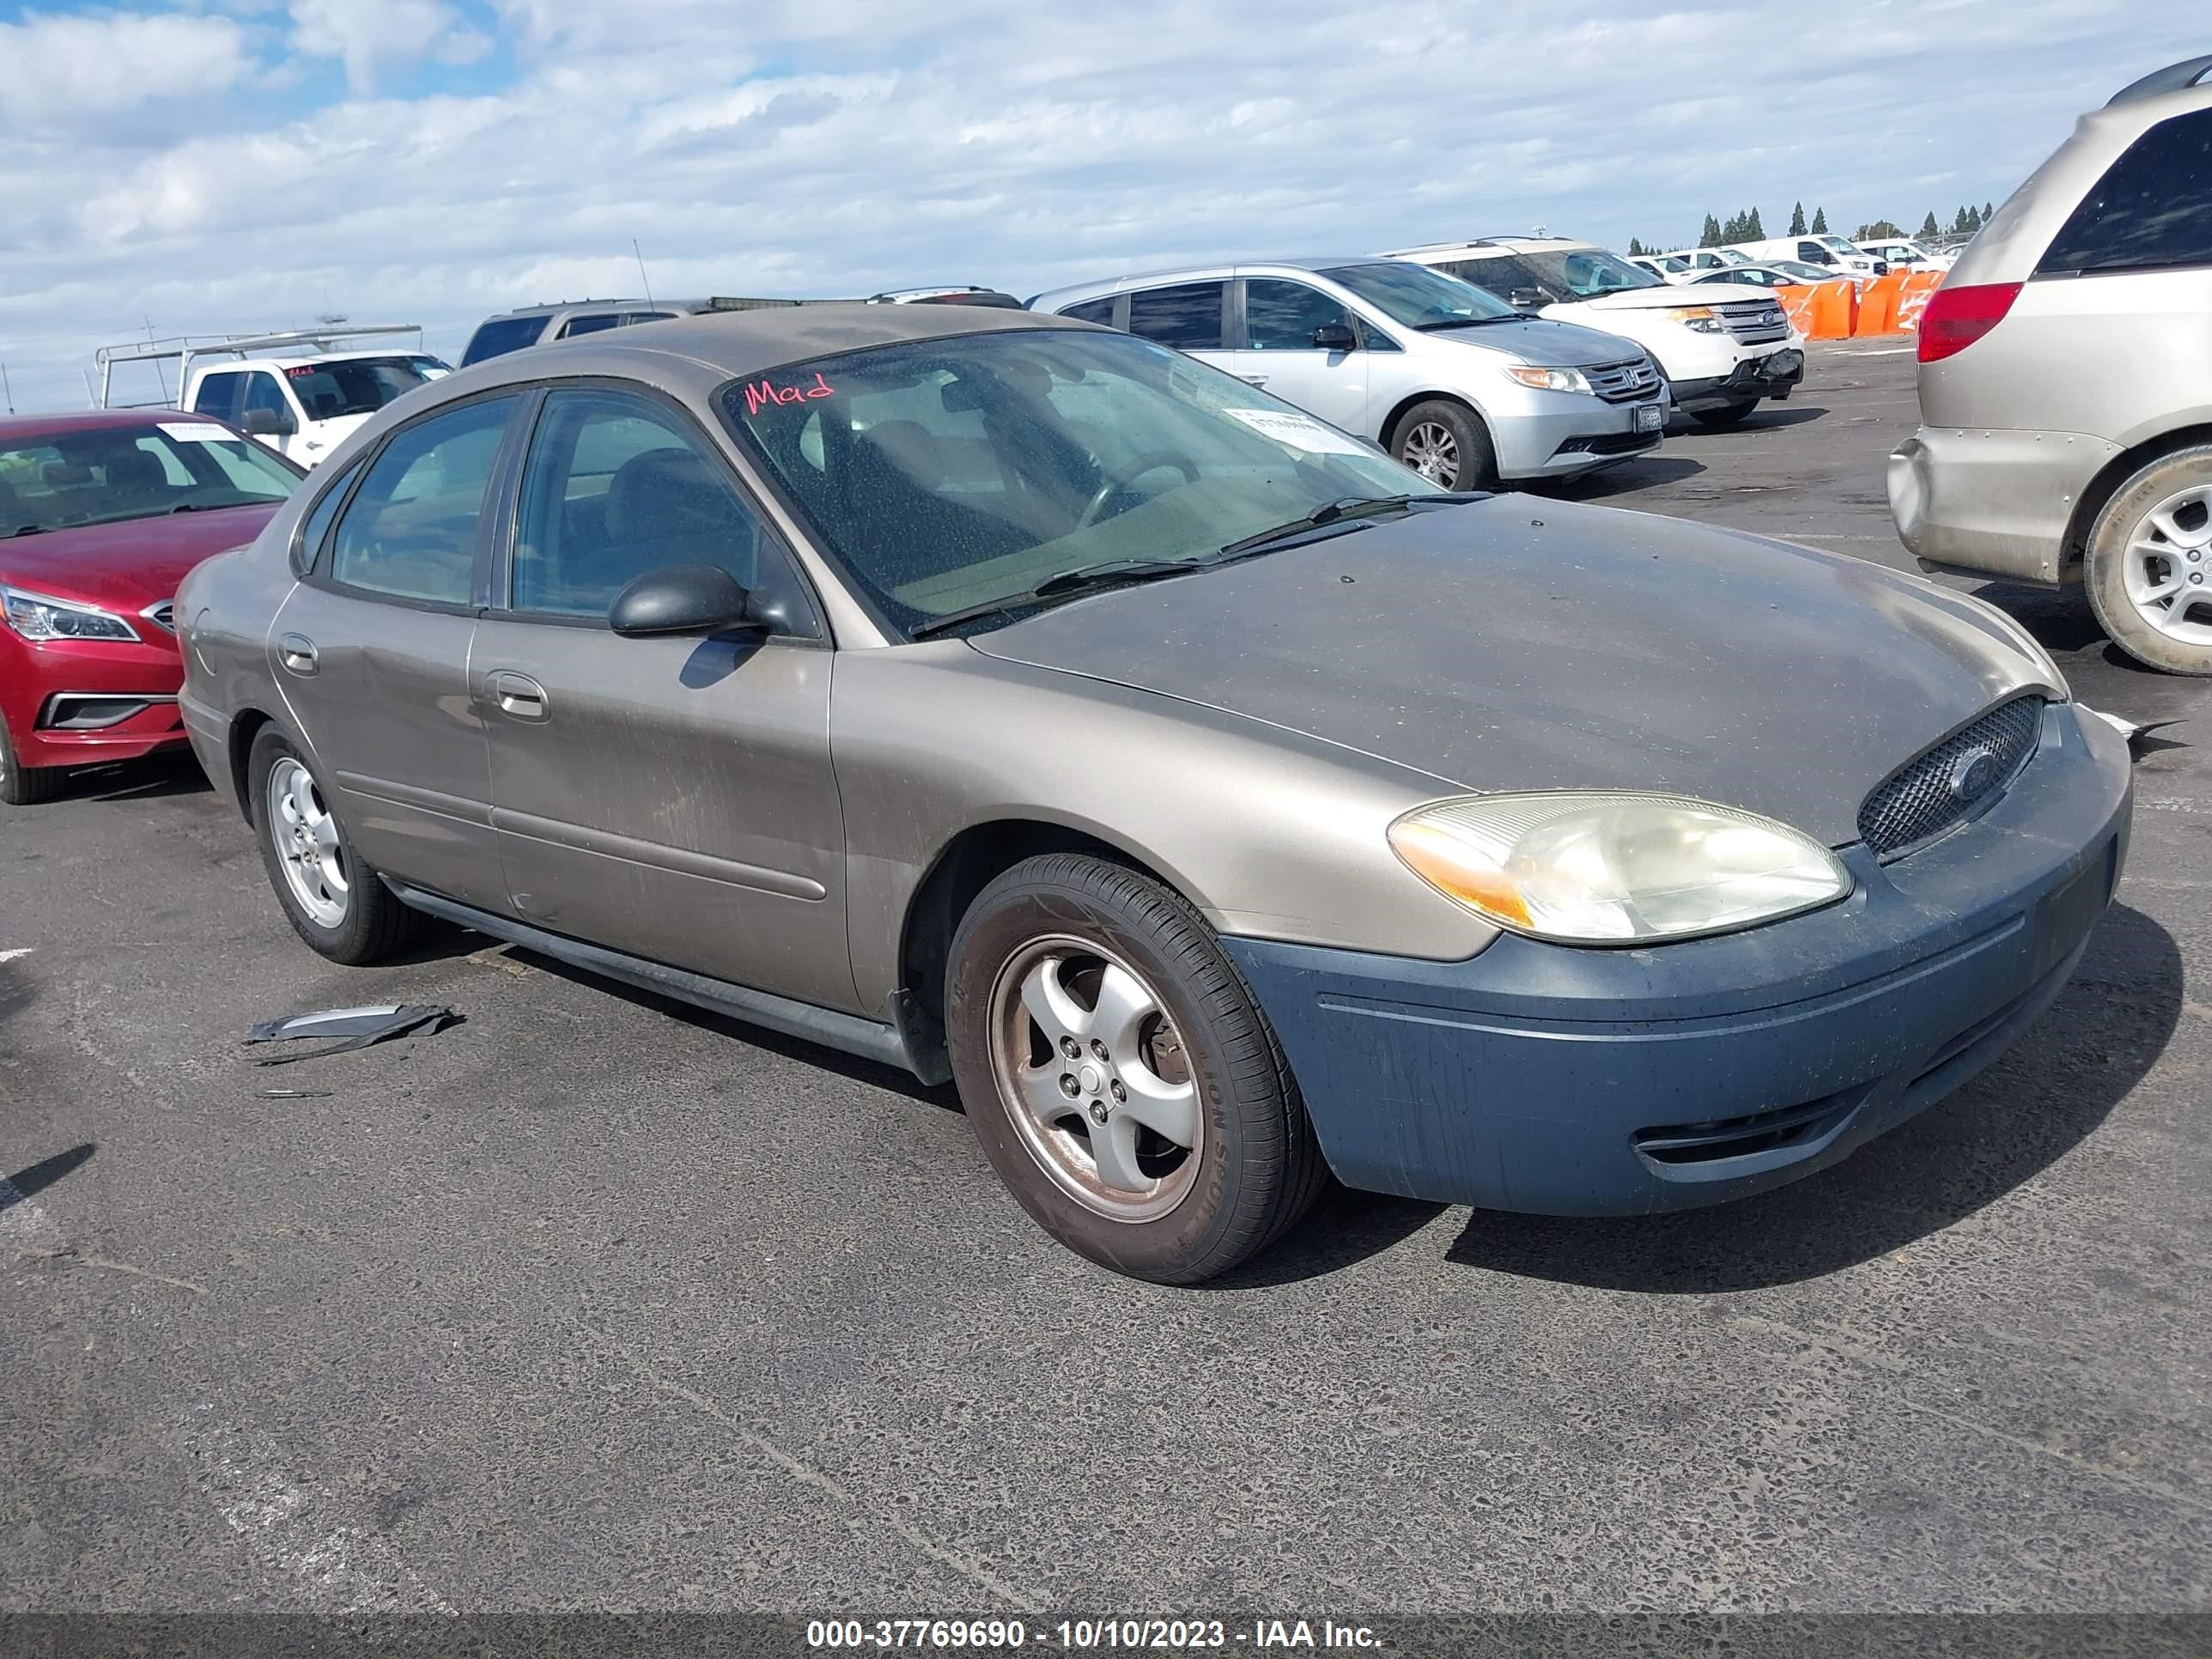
xmin=1 ymin=410 xmax=303 ymax=804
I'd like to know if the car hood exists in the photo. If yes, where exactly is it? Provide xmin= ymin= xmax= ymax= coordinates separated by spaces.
xmin=1419 ymin=315 xmax=1649 ymax=365
xmin=966 ymin=499 xmax=2055 ymax=846
xmin=0 ymin=504 xmax=282 ymax=611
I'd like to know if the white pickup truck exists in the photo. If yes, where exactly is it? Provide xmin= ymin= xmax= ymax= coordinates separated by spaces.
xmin=94 ymin=325 xmax=448 ymax=467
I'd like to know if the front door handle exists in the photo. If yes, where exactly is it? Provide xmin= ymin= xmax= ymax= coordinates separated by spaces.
xmin=485 ymin=671 xmax=548 ymax=721
xmin=1237 ymin=374 xmax=1269 ymax=386
xmin=276 ymin=634 xmax=319 ymax=675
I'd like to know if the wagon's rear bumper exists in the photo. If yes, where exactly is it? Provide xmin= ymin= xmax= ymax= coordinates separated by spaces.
xmin=1221 ymin=703 xmax=2132 ymax=1216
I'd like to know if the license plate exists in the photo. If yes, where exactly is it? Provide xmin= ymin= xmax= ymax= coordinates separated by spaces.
xmin=1633 ymin=404 xmax=1664 ymax=433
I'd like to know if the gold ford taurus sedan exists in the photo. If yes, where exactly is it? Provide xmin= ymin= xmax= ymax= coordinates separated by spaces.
xmin=178 ymin=304 xmax=2130 ymax=1282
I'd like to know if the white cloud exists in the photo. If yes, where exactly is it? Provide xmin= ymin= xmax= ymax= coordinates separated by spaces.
xmin=0 ymin=0 xmax=2204 ymax=412
xmin=289 ymin=0 xmax=489 ymax=94
xmin=0 ymin=9 xmax=250 ymax=130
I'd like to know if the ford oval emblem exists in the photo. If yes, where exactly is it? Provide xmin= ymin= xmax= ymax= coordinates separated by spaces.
xmin=1949 ymin=748 xmax=2002 ymax=804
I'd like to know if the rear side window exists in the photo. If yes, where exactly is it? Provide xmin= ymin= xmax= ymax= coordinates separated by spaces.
xmin=295 ymin=460 xmax=362 ymax=569
xmin=328 ymin=397 xmax=516 ymax=605
xmin=460 ymin=316 xmax=550 ymax=366
xmin=2039 ymin=107 xmax=2212 ymax=276
xmin=1060 ymin=296 xmax=1119 ymax=326
xmin=1126 ymin=283 xmax=1226 ymax=350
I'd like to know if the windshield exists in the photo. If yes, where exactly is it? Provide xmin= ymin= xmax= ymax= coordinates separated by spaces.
xmin=1318 ymin=262 xmax=1517 ymax=327
xmin=1467 ymin=250 xmax=1662 ymax=302
xmin=283 ymin=356 xmax=435 ymax=421
xmin=0 ymin=421 xmax=301 ymax=535
xmin=1814 ymin=236 xmax=1864 ymax=257
xmin=724 ymin=328 xmax=1441 ymax=634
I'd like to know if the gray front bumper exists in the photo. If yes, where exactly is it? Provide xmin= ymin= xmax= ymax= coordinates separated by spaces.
xmin=1888 ymin=427 xmax=2121 ymax=586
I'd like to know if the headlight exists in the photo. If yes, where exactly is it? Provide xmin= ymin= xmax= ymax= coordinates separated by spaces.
xmin=1 ymin=586 xmax=140 ymax=642
xmin=1504 ymin=365 xmax=1594 ymax=394
xmin=1388 ymin=793 xmax=1852 ymax=945
xmin=1662 ymin=305 xmax=1727 ymax=334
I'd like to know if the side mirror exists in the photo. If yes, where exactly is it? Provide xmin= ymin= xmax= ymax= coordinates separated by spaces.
xmin=609 ymin=563 xmax=757 ymax=637
xmin=242 ymin=408 xmax=297 ymax=438
xmin=1311 ymin=320 xmax=1358 ymax=352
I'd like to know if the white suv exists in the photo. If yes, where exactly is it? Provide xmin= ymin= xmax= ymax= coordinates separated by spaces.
xmin=1385 ymin=238 xmax=1803 ymax=428
xmin=1029 ymin=258 xmax=1667 ymax=491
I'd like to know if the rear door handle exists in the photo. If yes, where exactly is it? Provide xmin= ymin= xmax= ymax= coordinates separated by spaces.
xmin=276 ymin=634 xmax=319 ymax=675
xmin=485 ymin=671 xmax=548 ymax=720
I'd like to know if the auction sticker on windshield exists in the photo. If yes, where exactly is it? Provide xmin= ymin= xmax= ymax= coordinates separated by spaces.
xmin=1222 ymin=408 xmax=1371 ymax=458
xmin=158 ymin=423 xmax=238 ymax=443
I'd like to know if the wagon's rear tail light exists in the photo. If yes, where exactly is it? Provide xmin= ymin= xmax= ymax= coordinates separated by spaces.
xmin=1917 ymin=282 xmax=2021 ymax=363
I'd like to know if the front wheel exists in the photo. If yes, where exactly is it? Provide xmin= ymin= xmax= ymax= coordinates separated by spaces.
xmin=1689 ymin=399 xmax=1759 ymax=428
xmin=945 ymin=854 xmax=1327 ymax=1284
xmin=1389 ymin=399 xmax=1498 ymax=491
xmin=0 ymin=720 xmax=68 ymax=806
xmin=249 ymin=726 xmax=428 ymax=963
xmin=2083 ymin=444 xmax=2212 ymax=676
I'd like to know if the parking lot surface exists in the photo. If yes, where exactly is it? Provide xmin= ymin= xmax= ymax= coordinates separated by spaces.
xmin=4 ymin=343 xmax=2209 ymax=1616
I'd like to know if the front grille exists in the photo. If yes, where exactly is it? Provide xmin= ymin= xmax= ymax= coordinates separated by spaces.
xmin=1585 ymin=356 xmax=1663 ymax=404
xmin=1717 ymin=300 xmax=1791 ymax=344
xmin=143 ymin=600 xmax=176 ymax=633
xmin=1857 ymin=696 xmax=2045 ymax=860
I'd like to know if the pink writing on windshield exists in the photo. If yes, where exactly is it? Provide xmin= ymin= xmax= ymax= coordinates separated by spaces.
xmin=743 ymin=372 xmax=836 ymax=416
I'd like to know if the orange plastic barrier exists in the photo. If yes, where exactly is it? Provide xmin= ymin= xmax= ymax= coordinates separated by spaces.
xmin=1893 ymin=269 xmax=1945 ymax=333
xmin=1852 ymin=270 xmax=1906 ymax=337
xmin=1778 ymin=278 xmax=1859 ymax=340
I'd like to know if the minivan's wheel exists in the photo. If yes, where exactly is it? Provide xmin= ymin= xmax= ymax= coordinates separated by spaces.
xmin=1690 ymin=398 xmax=1759 ymax=428
xmin=945 ymin=854 xmax=1327 ymax=1285
xmin=2085 ymin=445 xmax=2212 ymax=676
xmin=0 ymin=721 xmax=69 ymax=806
xmin=1390 ymin=399 xmax=1498 ymax=491
xmin=248 ymin=726 xmax=428 ymax=963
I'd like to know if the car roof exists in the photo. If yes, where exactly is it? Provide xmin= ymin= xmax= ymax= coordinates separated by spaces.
xmin=0 ymin=409 xmax=191 ymax=441
xmin=1029 ymin=258 xmax=1398 ymax=311
xmin=207 ymin=350 xmax=430 ymax=371
xmin=1387 ymin=238 xmax=1593 ymax=258
xmin=478 ymin=298 xmax=702 ymax=322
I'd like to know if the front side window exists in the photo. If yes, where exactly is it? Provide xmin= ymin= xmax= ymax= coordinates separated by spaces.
xmin=193 ymin=372 xmax=245 ymax=423
xmin=283 ymin=357 xmax=436 ymax=422
xmin=1243 ymin=280 xmax=1358 ymax=350
xmin=0 ymin=422 xmax=299 ymax=535
xmin=1322 ymin=261 xmax=1521 ymax=326
xmin=327 ymin=397 xmax=516 ymax=605
xmin=512 ymin=390 xmax=767 ymax=618
xmin=1126 ymin=283 xmax=1226 ymax=350
xmin=242 ymin=373 xmax=291 ymax=422
xmin=2039 ymin=107 xmax=2212 ymax=276
xmin=724 ymin=328 xmax=1437 ymax=634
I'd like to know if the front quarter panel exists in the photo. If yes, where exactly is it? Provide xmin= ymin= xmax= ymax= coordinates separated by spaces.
xmin=831 ymin=645 xmax=1499 ymax=1017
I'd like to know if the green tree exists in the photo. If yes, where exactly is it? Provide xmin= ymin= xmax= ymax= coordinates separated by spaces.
xmin=1627 ymin=236 xmax=1644 ymax=256
xmin=1789 ymin=201 xmax=1807 ymax=235
xmin=1952 ymin=205 xmax=1972 ymax=234
xmin=1811 ymin=206 xmax=1828 ymax=234
xmin=1918 ymin=210 xmax=1941 ymax=239
xmin=1983 ymin=199 xmax=1995 ymax=222
xmin=1700 ymin=213 xmax=1723 ymax=247
xmin=1856 ymin=219 xmax=1904 ymax=240
xmin=1747 ymin=206 xmax=1765 ymax=238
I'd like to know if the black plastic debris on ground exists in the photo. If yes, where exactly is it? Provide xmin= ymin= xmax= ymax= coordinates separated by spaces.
xmin=242 ymin=1004 xmax=459 ymax=1066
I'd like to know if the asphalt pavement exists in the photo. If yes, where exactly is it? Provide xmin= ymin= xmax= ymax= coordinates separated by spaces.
xmin=4 ymin=343 xmax=2208 ymax=1624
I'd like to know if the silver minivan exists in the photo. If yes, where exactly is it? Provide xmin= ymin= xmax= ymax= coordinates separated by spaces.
xmin=1030 ymin=258 xmax=1666 ymax=490
xmin=1890 ymin=53 xmax=2212 ymax=674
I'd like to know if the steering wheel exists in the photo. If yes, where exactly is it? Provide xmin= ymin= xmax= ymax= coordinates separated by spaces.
xmin=1078 ymin=449 xmax=1200 ymax=529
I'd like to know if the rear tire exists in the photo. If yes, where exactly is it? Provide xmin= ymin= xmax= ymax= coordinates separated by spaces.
xmin=2083 ymin=444 xmax=2212 ymax=677
xmin=0 ymin=720 xmax=68 ymax=806
xmin=945 ymin=853 xmax=1327 ymax=1285
xmin=1389 ymin=399 xmax=1498 ymax=491
xmin=1690 ymin=399 xmax=1759 ymax=428
xmin=248 ymin=726 xmax=428 ymax=963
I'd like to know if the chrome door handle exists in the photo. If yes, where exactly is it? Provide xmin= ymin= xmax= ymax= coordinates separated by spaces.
xmin=485 ymin=671 xmax=548 ymax=720
xmin=277 ymin=634 xmax=319 ymax=675
xmin=1237 ymin=374 xmax=1269 ymax=386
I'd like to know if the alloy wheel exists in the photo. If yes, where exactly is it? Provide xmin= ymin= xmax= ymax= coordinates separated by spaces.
xmin=266 ymin=756 xmax=349 ymax=927
xmin=1401 ymin=422 xmax=1461 ymax=487
xmin=988 ymin=935 xmax=1203 ymax=1223
xmin=2121 ymin=483 xmax=2212 ymax=646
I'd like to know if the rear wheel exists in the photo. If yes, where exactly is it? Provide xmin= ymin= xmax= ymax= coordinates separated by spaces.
xmin=945 ymin=853 xmax=1327 ymax=1284
xmin=249 ymin=726 xmax=428 ymax=963
xmin=1690 ymin=398 xmax=1759 ymax=428
xmin=0 ymin=720 xmax=68 ymax=806
xmin=1390 ymin=399 xmax=1498 ymax=491
xmin=2084 ymin=445 xmax=2212 ymax=676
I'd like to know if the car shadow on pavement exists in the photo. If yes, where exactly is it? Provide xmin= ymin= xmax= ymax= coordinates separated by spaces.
xmin=0 ymin=1143 xmax=95 ymax=1212
xmin=0 ymin=957 xmax=33 ymax=1031
xmin=1442 ymin=900 xmax=2181 ymax=1294
xmin=1534 ymin=457 xmax=1707 ymax=501
xmin=78 ymin=752 xmax=211 ymax=804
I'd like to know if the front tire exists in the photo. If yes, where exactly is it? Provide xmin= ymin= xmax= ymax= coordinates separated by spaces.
xmin=248 ymin=726 xmax=428 ymax=963
xmin=945 ymin=854 xmax=1326 ymax=1284
xmin=1389 ymin=399 xmax=1498 ymax=491
xmin=0 ymin=720 xmax=68 ymax=806
xmin=2083 ymin=444 xmax=2212 ymax=676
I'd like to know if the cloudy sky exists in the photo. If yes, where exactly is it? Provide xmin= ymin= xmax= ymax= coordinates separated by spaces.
xmin=0 ymin=0 xmax=2199 ymax=411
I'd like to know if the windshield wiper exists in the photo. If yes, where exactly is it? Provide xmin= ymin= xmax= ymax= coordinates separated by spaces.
xmin=1216 ymin=495 xmax=1421 ymax=557
xmin=907 ymin=559 xmax=1203 ymax=641
xmin=9 ymin=524 xmax=43 ymax=537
